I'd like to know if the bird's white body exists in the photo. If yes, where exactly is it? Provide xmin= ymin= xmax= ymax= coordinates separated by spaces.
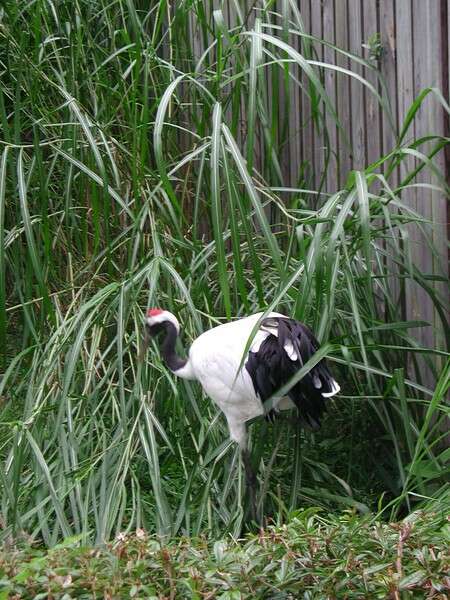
xmin=186 ymin=313 xmax=282 ymax=444
xmin=146 ymin=310 xmax=339 ymax=448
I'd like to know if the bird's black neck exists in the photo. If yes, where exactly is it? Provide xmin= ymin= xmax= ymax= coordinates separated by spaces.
xmin=160 ymin=322 xmax=188 ymax=373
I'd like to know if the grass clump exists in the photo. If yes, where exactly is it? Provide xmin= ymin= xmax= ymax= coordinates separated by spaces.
xmin=1 ymin=503 xmax=449 ymax=599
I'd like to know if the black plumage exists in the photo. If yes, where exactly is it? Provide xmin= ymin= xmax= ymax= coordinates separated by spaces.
xmin=245 ymin=317 xmax=336 ymax=429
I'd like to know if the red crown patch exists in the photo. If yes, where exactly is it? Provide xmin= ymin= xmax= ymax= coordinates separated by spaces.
xmin=147 ymin=308 xmax=163 ymax=317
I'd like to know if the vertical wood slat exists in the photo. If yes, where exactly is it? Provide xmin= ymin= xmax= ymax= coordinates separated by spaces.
xmin=264 ymin=2 xmax=277 ymax=187
xmin=286 ymin=0 xmax=302 ymax=188
xmin=299 ymin=0 xmax=314 ymax=189
xmin=347 ymin=0 xmax=365 ymax=170
xmin=394 ymin=1 xmax=422 ymax=376
xmin=334 ymin=0 xmax=351 ymax=186
xmin=379 ymin=0 xmax=397 ymax=157
xmin=278 ymin=1 xmax=293 ymax=188
xmin=426 ymin=0 xmax=447 ymax=355
xmin=379 ymin=0 xmax=400 ymax=311
xmin=362 ymin=1 xmax=382 ymax=173
xmin=361 ymin=1 xmax=383 ymax=322
xmin=310 ymin=0 xmax=323 ymax=193
xmin=250 ymin=0 xmax=265 ymax=181
xmin=411 ymin=0 xmax=434 ymax=360
xmin=323 ymin=0 xmax=338 ymax=192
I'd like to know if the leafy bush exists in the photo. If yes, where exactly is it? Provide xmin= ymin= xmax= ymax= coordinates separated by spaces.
xmin=0 ymin=0 xmax=448 ymax=545
xmin=1 ymin=504 xmax=449 ymax=599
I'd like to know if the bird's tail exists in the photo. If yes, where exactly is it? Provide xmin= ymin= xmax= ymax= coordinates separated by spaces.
xmin=289 ymin=360 xmax=339 ymax=430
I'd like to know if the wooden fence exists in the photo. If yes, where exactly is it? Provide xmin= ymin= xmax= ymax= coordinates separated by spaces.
xmin=188 ymin=1 xmax=449 ymax=366
xmin=277 ymin=1 xmax=449 ymax=362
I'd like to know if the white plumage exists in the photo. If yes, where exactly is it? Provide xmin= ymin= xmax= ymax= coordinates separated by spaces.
xmin=144 ymin=309 xmax=340 ymax=451
xmin=144 ymin=308 xmax=341 ymax=517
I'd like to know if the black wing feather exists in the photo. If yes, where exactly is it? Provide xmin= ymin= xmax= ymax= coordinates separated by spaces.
xmin=245 ymin=317 xmax=337 ymax=429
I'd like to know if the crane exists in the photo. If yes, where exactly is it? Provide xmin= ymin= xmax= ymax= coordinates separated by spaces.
xmin=143 ymin=308 xmax=340 ymax=515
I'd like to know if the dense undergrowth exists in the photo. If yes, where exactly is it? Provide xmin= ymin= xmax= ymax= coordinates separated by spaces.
xmin=0 ymin=0 xmax=449 ymax=549
xmin=1 ymin=502 xmax=449 ymax=599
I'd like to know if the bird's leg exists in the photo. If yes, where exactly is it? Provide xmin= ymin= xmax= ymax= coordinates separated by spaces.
xmin=241 ymin=447 xmax=257 ymax=522
xmin=228 ymin=420 xmax=259 ymax=523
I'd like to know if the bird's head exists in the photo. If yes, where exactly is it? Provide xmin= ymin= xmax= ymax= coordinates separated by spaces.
xmin=140 ymin=308 xmax=181 ymax=361
xmin=144 ymin=308 xmax=180 ymax=337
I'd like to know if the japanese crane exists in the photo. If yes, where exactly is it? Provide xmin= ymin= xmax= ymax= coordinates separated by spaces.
xmin=143 ymin=308 xmax=340 ymax=515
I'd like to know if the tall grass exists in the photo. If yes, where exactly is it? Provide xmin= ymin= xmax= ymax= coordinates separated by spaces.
xmin=0 ymin=1 xmax=448 ymax=545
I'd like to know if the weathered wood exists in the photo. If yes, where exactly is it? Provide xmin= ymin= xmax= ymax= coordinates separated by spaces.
xmin=286 ymin=1 xmax=302 ymax=188
xmin=426 ymin=0 xmax=447 ymax=356
xmin=395 ymin=0 xmax=414 ymax=160
xmin=411 ymin=0 xmax=435 ymax=364
xmin=263 ymin=2 xmax=277 ymax=189
xmin=310 ymin=0 xmax=324 ymax=193
xmin=334 ymin=0 xmax=351 ymax=186
xmin=394 ymin=0 xmax=415 ymax=335
xmin=379 ymin=0 xmax=397 ymax=159
xmin=379 ymin=0 xmax=401 ymax=313
xmin=347 ymin=0 xmax=365 ymax=170
xmin=362 ymin=0 xmax=381 ymax=172
xmin=278 ymin=1 xmax=295 ymax=189
xmin=323 ymin=0 xmax=338 ymax=193
xmin=298 ymin=0 xmax=314 ymax=189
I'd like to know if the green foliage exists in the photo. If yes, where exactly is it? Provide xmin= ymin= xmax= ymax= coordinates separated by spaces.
xmin=362 ymin=32 xmax=384 ymax=62
xmin=0 ymin=0 xmax=448 ymax=546
xmin=0 ymin=502 xmax=449 ymax=598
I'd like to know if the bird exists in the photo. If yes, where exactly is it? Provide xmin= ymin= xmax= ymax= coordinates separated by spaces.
xmin=143 ymin=308 xmax=340 ymax=515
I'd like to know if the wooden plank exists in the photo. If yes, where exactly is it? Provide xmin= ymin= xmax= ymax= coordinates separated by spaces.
xmin=410 ymin=0 xmax=435 ymax=365
xmin=426 ymin=0 xmax=447 ymax=354
xmin=334 ymin=0 xmax=351 ymax=187
xmin=395 ymin=0 xmax=416 ymax=351
xmin=235 ymin=0 xmax=253 ymax=173
xmin=254 ymin=0 xmax=266 ymax=183
xmin=362 ymin=1 xmax=381 ymax=172
xmin=234 ymin=0 xmax=262 ymax=172
xmin=379 ymin=0 xmax=398 ymax=172
xmin=278 ymin=1 xmax=294 ymax=189
xmin=379 ymin=0 xmax=401 ymax=314
xmin=310 ymin=0 xmax=323 ymax=194
xmin=189 ymin=3 xmax=203 ymax=61
xmin=394 ymin=0 xmax=415 ymax=299
xmin=347 ymin=0 xmax=365 ymax=171
xmin=323 ymin=0 xmax=338 ymax=193
xmin=286 ymin=0 xmax=302 ymax=188
xmin=221 ymin=0 xmax=234 ymax=136
xmin=395 ymin=0 xmax=436 ymax=383
xmin=263 ymin=1 xmax=277 ymax=188
xmin=299 ymin=0 xmax=314 ymax=189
